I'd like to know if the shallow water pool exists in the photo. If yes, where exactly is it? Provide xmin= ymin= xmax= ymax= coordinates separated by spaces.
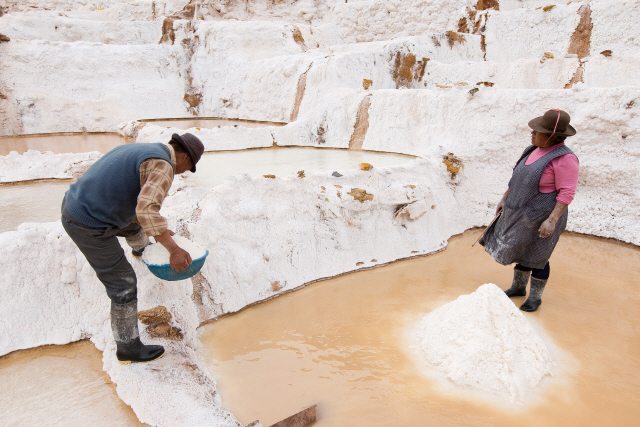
xmin=0 ymin=181 xmax=71 ymax=233
xmin=182 ymin=147 xmax=413 ymax=188
xmin=0 ymin=133 xmax=124 ymax=156
xmin=198 ymin=231 xmax=640 ymax=427
xmin=0 ymin=341 xmax=142 ymax=426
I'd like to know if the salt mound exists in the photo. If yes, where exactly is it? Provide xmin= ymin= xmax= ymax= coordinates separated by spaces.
xmin=142 ymin=235 xmax=207 ymax=265
xmin=414 ymin=283 xmax=554 ymax=405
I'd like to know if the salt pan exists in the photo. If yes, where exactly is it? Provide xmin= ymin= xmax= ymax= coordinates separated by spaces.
xmin=142 ymin=236 xmax=207 ymax=266
xmin=414 ymin=283 xmax=554 ymax=405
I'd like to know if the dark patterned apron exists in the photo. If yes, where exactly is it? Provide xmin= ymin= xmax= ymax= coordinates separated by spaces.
xmin=480 ymin=144 xmax=577 ymax=269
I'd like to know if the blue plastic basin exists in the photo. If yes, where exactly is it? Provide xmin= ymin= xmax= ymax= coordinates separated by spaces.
xmin=143 ymin=250 xmax=209 ymax=281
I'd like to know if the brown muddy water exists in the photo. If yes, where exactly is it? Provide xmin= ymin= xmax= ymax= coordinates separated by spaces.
xmin=198 ymin=230 xmax=640 ymax=427
xmin=0 ymin=341 xmax=143 ymax=426
xmin=0 ymin=133 xmax=124 ymax=156
xmin=140 ymin=117 xmax=286 ymax=129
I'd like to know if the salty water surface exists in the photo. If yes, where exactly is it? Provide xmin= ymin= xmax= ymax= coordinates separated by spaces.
xmin=0 ymin=181 xmax=71 ymax=233
xmin=198 ymin=231 xmax=640 ymax=427
xmin=0 ymin=341 xmax=142 ymax=426
xmin=182 ymin=147 xmax=413 ymax=188
xmin=0 ymin=133 xmax=124 ymax=156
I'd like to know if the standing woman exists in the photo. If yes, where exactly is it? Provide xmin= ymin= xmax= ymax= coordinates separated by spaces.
xmin=480 ymin=109 xmax=579 ymax=312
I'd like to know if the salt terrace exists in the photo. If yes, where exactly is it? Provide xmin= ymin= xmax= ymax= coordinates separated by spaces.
xmin=0 ymin=1 xmax=639 ymax=426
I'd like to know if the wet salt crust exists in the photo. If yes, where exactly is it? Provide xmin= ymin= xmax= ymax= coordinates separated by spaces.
xmin=414 ymin=283 xmax=554 ymax=405
xmin=142 ymin=236 xmax=207 ymax=265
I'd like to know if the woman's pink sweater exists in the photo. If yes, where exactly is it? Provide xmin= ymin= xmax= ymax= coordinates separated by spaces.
xmin=525 ymin=143 xmax=579 ymax=204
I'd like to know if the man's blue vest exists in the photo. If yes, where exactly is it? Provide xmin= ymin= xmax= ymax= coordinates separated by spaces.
xmin=64 ymin=143 xmax=173 ymax=228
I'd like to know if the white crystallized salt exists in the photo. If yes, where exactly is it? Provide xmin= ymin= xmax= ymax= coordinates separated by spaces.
xmin=141 ymin=235 xmax=207 ymax=265
xmin=414 ymin=283 xmax=554 ymax=405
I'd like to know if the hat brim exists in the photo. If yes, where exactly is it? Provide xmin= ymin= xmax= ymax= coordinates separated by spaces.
xmin=171 ymin=133 xmax=198 ymax=173
xmin=528 ymin=117 xmax=576 ymax=137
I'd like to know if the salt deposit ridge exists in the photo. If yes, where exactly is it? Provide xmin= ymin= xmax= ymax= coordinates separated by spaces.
xmin=1 ymin=0 xmax=639 ymax=425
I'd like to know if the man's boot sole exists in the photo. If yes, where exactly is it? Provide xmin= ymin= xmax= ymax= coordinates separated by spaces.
xmin=118 ymin=351 xmax=165 ymax=365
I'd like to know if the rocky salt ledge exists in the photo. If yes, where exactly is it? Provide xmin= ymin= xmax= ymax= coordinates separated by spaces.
xmin=413 ymin=284 xmax=555 ymax=405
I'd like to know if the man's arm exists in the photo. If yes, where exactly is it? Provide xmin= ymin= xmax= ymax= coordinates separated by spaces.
xmin=137 ymin=158 xmax=192 ymax=271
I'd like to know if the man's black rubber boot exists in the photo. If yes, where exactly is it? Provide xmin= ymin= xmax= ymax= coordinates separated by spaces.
xmin=116 ymin=337 xmax=165 ymax=365
xmin=505 ymin=268 xmax=530 ymax=297
xmin=111 ymin=299 xmax=164 ymax=364
xmin=520 ymin=277 xmax=547 ymax=312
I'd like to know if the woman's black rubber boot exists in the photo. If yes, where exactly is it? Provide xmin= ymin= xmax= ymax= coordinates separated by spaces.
xmin=111 ymin=299 xmax=165 ymax=364
xmin=505 ymin=268 xmax=530 ymax=297
xmin=520 ymin=277 xmax=547 ymax=312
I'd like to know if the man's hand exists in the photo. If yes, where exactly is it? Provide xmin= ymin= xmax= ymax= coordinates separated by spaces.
xmin=170 ymin=246 xmax=192 ymax=272
xmin=153 ymin=229 xmax=193 ymax=271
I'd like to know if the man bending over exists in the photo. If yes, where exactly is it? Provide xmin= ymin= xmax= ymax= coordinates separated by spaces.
xmin=61 ymin=133 xmax=204 ymax=364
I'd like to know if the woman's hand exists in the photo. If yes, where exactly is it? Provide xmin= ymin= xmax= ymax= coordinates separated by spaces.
xmin=538 ymin=218 xmax=556 ymax=238
xmin=539 ymin=201 xmax=569 ymax=238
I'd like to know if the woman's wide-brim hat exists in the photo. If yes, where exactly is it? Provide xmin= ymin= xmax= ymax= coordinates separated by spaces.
xmin=528 ymin=109 xmax=577 ymax=137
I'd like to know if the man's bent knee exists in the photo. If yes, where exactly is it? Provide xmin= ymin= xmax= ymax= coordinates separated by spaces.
xmin=98 ymin=257 xmax=138 ymax=304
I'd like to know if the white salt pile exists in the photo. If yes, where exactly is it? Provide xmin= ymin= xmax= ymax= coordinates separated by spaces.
xmin=142 ymin=236 xmax=207 ymax=265
xmin=414 ymin=283 xmax=554 ymax=405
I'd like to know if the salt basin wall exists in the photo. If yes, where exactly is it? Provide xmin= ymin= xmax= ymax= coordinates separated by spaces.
xmin=1 ymin=0 xmax=640 ymax=425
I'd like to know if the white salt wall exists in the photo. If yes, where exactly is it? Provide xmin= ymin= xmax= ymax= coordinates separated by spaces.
xmin=0 ymin=222 xmax=108 ymax=351
xmin=500 ymin=0 xmax=573 ymax=10
xmin=0 ymin=150 xmax=100 ymax=182
xmin=330 ymin=0 xmax=476 ymax=43
xmin=0 ymin=41 xmax=187 ymax=134
xmin=135 ymin=123 xmax=276 ymax=151
xmin=583 ymin=56 xmax=640 ymax=88
xmin=484 ymin=3 xmax=582 ymax=63
xmin=590 ymin=0 xmax=640 ymax=56
xmin=423 ymin=58 xmax=581 ymax=89
xmin=0 ymin=13 xmax=163 ymax=43
xmin=1 ymin=0 xmax=187 ymax=19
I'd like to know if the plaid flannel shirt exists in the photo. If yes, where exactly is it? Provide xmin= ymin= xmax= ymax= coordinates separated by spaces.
xmin=135 ymin=144 xmax=176 ymax=236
